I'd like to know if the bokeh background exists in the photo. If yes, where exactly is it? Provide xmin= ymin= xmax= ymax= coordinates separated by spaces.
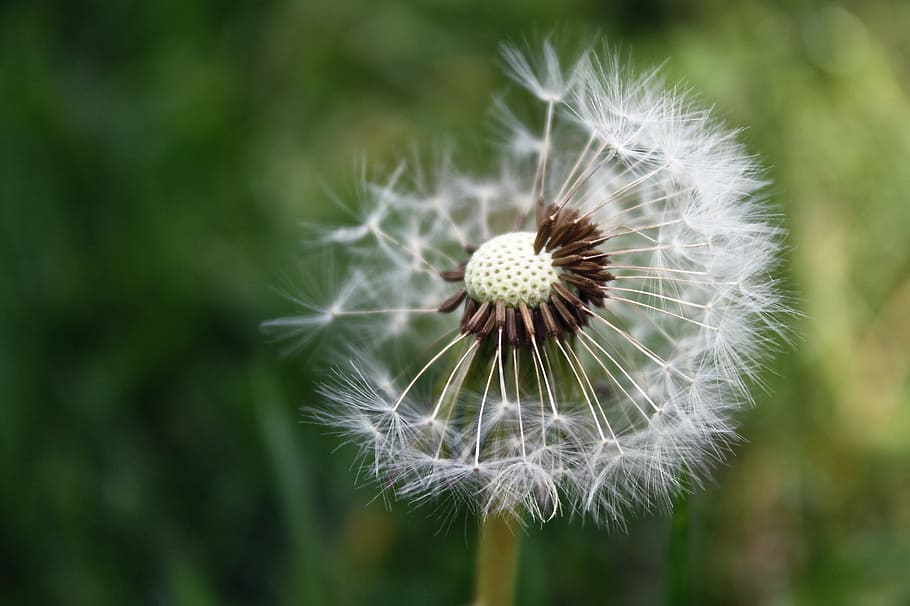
xmin=3 ymin=0 xmax=909 ymax=604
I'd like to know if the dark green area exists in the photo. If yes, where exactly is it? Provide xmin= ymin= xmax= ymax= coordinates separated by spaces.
xmin=2 ymin=0 xmax=909 ymax=604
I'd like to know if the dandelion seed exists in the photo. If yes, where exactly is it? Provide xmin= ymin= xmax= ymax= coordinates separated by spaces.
xmin=272 ymin=41 xmax=789 ymax=526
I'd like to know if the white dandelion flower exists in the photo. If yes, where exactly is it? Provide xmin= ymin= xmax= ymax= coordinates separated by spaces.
xmin=269 ymin=41 xmax=789 ymax=526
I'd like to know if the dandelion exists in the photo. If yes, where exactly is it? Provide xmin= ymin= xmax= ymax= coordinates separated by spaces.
xmin=268 ymin=40 xmax=788 ymax=532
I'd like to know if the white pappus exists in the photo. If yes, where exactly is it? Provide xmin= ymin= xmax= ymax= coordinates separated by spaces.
xmin=267 ymin=40 xmax=790 ymax=526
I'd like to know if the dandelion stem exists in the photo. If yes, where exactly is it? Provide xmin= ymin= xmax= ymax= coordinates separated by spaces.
xmin=475 ymin=514 xmax=519 ymax=606
xmin=667 ymin=491 xmax=692 ymax=605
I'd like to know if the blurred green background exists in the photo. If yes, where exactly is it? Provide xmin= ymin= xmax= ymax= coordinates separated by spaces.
xmin=2 ymin=0 xmax=909 ymax=604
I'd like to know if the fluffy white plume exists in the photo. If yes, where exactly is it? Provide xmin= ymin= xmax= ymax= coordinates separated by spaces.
xmin=269 ymin=41 xmax=790 ymax=526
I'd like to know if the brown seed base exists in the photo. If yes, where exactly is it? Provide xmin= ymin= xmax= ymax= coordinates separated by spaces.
xmin=438 ymin=203 xmax=613 ymax=347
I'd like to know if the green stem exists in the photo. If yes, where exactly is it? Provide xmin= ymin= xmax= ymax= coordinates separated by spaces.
xmin=474 ymin=515 xmax=519 ymax=606
xmin=667 ymin=491 xmax=691 ymax=605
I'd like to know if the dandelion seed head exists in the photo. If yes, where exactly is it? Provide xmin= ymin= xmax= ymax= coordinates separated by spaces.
xmin=273 ymin=39 xmax=790 ymax=526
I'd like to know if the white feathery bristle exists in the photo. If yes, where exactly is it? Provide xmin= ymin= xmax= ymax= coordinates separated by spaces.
xmin=272 ymin=40 xmax=790 ymax=526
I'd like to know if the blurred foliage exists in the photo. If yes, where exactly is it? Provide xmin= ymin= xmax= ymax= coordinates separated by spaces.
xmin=2 ymin=0 xmax=909 ymax=604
